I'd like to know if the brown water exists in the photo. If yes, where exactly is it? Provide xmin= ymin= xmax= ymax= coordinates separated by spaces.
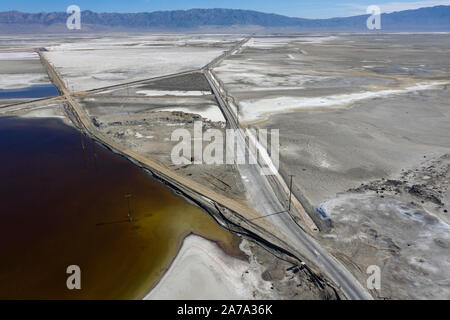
xmin=0 ymin=117 xmax=243 ymax=299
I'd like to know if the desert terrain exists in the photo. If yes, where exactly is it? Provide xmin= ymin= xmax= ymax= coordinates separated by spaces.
xmin=1 ymin=32 xmax=448 ymax=300
xmin=213 ymin=34 xmax=450 ymax=299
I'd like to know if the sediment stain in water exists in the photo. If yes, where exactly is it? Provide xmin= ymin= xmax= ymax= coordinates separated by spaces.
xmin=0 ymin=117 xmax=243 ymax=299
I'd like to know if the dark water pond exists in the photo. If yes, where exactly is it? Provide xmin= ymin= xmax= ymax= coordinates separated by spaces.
xmin=0 ymin=116 xmax=241 ymax=299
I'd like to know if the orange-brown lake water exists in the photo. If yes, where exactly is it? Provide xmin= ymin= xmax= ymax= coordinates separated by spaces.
xmin=0 ymin=117 xmax=242 ymax=299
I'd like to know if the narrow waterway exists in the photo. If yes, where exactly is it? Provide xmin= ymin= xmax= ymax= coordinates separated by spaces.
xmin=0 ymin=116 xmax=243 ymax=299
xmin=0 ymin=84 xmax=59 ymax=99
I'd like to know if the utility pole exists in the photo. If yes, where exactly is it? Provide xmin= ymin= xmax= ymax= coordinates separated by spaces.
xmin=93 ymin=142 xmax=98 ymax=171
xmin=79 ymin=131 xmax=87 ymax=169
xmin=288 ymin=175 xmax=294 ymax=212
xmin=125 ymin=193 xmax=133 ymax=222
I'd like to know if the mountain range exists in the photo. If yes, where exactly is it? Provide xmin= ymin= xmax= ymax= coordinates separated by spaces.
xmin=0 ymin=6 xmax=449 ymax=33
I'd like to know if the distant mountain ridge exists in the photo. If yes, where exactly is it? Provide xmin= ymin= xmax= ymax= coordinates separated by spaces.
xmin=0 ymin=6 xmax=449 ymax=33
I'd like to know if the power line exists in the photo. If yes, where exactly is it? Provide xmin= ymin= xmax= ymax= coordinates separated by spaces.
xmin=249 ymin=210 xmax=288 ymax=221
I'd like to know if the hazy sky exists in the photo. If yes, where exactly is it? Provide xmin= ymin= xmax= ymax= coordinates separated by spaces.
xmin=1 ymin=0 xmax=449 ymax=18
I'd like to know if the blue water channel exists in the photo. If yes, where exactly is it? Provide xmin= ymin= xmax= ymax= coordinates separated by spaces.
xmin=0 ymin=84 xmax=59 ymax=99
